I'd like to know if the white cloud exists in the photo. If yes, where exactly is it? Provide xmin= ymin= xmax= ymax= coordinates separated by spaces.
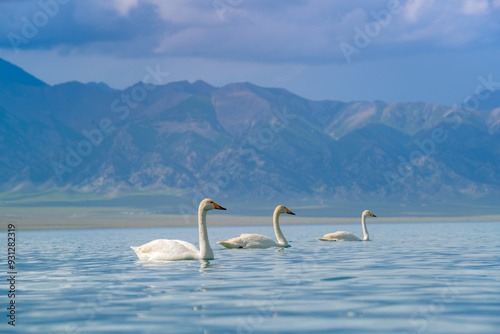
xmin=404 ymin=0 xmax=434 ymax=23
xmin=88 ymin=0 xmax=140 ymax=17
xmin=145 ymin=0 xmax=218 ymax=25
xmin=462 ymin=0 xmax=489 ymax=15
xmin=111 ymin=0 xmax=139 ymax=16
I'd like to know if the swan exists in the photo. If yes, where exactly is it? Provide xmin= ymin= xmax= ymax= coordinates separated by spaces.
xmin=217 ymin=205 xmax=295 ymax=249
xmin=318 ymin=210 xmax=376 ymax=241
xmin=130 ymin=198 xmax=226 ymax=261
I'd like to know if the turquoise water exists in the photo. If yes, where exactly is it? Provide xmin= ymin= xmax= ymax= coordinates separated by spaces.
xmin=2 ymin=222 xmax=500 ymax=333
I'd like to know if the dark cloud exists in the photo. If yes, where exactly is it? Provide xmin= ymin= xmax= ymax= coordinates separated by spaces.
xmin=0 ymin=0 xmax=164 ymax=55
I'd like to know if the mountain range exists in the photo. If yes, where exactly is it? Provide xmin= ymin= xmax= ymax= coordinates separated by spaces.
xmin=1 ymin=57 xmax=500 ymax=206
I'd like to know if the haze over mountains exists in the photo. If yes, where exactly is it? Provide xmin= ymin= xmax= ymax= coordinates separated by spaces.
xmin=1 ymin=58 xmax=500 ymax=205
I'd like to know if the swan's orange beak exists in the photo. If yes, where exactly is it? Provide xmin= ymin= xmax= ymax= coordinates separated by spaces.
xmin=286 ymin=208 xmax=295 ymax=215
xmin=213 ymin=202 xmax=226 ymax=210
xmin=369 ymin=212 xmax=376 ymax=217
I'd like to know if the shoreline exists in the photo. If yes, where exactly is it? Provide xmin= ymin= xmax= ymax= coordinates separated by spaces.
xmin=2 ymin=193 xmax=499 ymax=231
xmin=1 ymin=213 xmax=499 ymax=231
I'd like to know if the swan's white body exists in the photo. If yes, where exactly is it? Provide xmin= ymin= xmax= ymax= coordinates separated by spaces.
xmin=318 ymin=210 xmax=376 ymax=242
xmin=217 ymin=205 xmax=295 ymax=249
xmin=218 ymin=233 xmax=283 ymax=249
xmin=130 ymin=198 xmax=226 ymax=260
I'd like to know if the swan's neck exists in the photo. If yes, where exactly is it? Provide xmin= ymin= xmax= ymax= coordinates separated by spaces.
xmin=273 ymin=208 xmax=288 ymax=246
xmin=198 ymin=208 xmax=214 ymax=259
xmin=361 ymin=214 xmax=369 ymax=241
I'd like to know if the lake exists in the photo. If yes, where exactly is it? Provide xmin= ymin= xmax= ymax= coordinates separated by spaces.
xmin=2 ymin=221 xmax=500 ymax=333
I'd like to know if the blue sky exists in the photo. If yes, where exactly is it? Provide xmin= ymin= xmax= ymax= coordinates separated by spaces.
xmin=1 ymin=0 xmax=500 ymax=105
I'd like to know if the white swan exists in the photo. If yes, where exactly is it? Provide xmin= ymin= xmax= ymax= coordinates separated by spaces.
xmin=318 ymin=210 xmax=376 ymax=241
xmin=130 ymin=198 xmax=226 ymax=261
xmin=217 ymin=205 xmax=295 ymax=249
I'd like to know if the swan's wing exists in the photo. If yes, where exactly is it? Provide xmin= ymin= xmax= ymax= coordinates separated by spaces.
xmin=217 ymin=236 xmax=246 ymax=249
xmin=131 ymin=239 xmax=200 ymax=261
xmin=218 ymin=233 xmax=280 ymax=249
xmin=318 ymin=231 xmax=361 ymax=241
xmin=239 ymin=233 xmax=280 ymax=248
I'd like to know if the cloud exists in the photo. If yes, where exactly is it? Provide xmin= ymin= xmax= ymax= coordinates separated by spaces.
xmin=462 ymin=0 xmax=489 ymax=15
xmin=0 ymin=0 xmax=499 ymax=65
xmin=0 ymin=0 xmax=166 ymax=56
xmin=146 ymin=0 xmax=218 ymax=25
xmin=404 ymin=0 xmax=434 ymax=22
xmin=110 ymin=0 xmax=139 ymax=16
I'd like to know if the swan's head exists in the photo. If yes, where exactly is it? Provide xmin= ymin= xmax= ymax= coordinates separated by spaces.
xmin=201 ymin=198 xmax=227 ymax=211
xmin=363 ymin=210 xmax=376 ymax=217
xmin=276 ymin=205 xmax=295 ymax=215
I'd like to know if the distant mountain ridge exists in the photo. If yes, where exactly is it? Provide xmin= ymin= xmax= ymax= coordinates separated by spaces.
xmin=1 ymin=58 xmax=500 ymax=204
xmin=0 ymin=58 xmax=47 ymax=87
